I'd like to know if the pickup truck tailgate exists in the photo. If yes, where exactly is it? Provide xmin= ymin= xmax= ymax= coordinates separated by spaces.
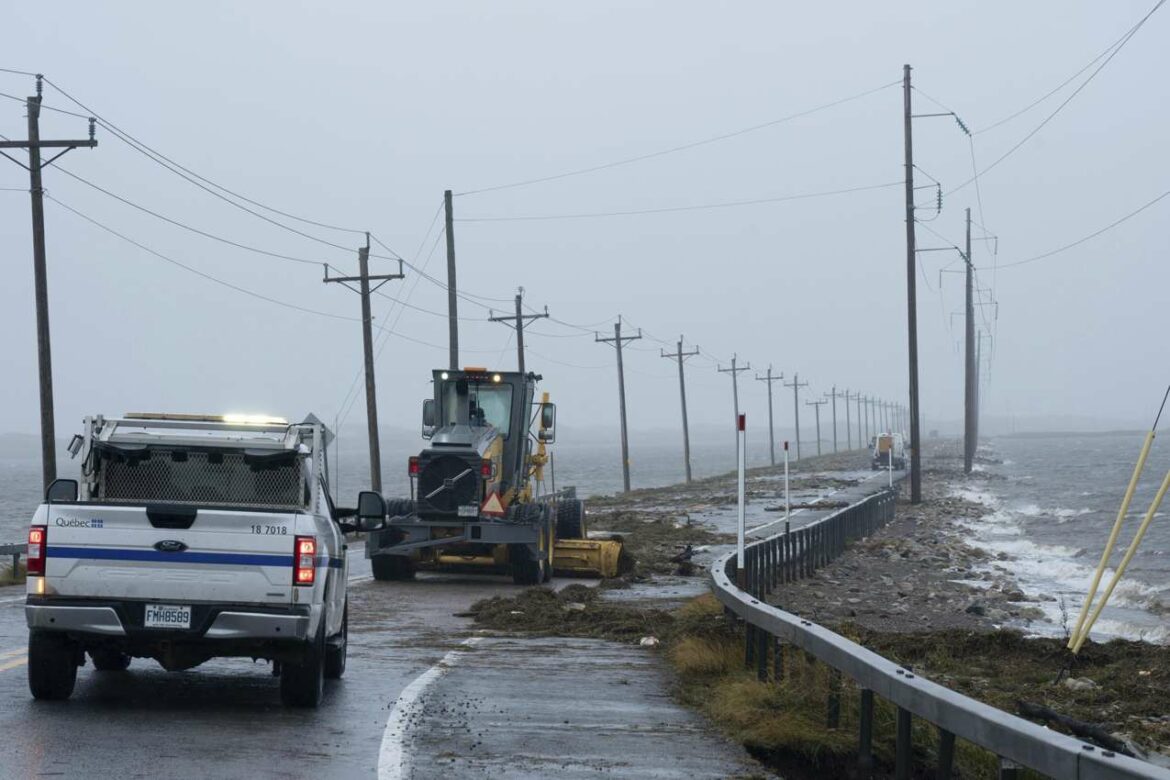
xmin=40 ymin=505 xmax=301 ymax=605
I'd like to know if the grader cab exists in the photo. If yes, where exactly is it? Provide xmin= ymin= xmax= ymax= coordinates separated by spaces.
xmin=366 ymin=367 xmax=622 ymax=584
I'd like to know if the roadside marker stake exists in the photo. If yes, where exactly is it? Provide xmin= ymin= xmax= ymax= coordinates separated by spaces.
xmin=736 ymin=414 xmax=746 ymax=587
xmin=784 ymin=441 xmax=791 ymax=536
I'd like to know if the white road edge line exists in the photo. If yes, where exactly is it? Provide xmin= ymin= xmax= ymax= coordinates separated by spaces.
xmin=378 ymin=636 xmax=483 ymax=780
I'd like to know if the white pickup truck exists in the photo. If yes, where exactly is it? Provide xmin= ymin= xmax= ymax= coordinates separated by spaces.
xmin=24 ymin=413 xmax=385 ymax=707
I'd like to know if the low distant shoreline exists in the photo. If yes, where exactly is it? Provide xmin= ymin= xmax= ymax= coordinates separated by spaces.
xmin=995 ymin=429 xmax=1143 ymax=439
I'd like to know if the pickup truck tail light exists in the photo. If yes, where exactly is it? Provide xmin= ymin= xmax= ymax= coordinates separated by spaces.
xmin=294 ymin=536 xmax=316 ymax=586
xmin=27 ymin=525 xmax=46 ymax=576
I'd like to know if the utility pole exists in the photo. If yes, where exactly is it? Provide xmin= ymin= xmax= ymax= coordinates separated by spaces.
xmin=718 ymin=354 xmax=751 ymax=421
xmin=806 ymin=399 xmax=827 ymax=456
xmin=489 ymin=288 xmax=548 ymax=375
xmin=844 ymin=390 xmax=854 ymax=450
xmin=963 ymin=206 xmax=976 ymax=475
xmin=755 ymin=366 xmax=783 ymax=466
xmin=661 ymin=336 xmax=700 ymax=483
xmin=783 ymin=373 xmax=809 ymax=460
xmin=825 ymin=386 xmax=844 ymax=453
xmin=863 ymin=395 xmax=871 ymax=444
xmin=904 ymin=63 xmax=923 ymax=503
xmin=444 ymin=189 xmax=459 ymax=370
xmin=596 ymin=319 xmax=642 ymax=492
xmin=856 ymin=392 xmax=865 ymax=449
xmin=0 ymin=75 xmax=98 ymax=490
xmin=324 ymin=235 xmax=405 ymax=492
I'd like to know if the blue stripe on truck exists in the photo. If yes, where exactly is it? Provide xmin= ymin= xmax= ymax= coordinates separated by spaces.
xmin=47 ymin=546 xmax=344 ymax=568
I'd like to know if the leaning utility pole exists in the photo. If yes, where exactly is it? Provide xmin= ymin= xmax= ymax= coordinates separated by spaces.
xmin=963 ymin=207 xmax=976 ymax=475
xmin=444 ymin=189 xmax=459 ymax=370
xmin=783 ymin=373 xmax=809 ymax=460
xmin=904 ymin=63 xmax=923 ymax=503
xmin=661 ymin=336 xmax=700 ymax=483
xmin=718 ymin=354 xmax=751 ymax=421
xmin=0 ymin=75 xmax=98 ymax=490
xmin=489 ymin=288 xmax=548 ymax=375
xmin=755 ymin=366 xmax=783 ymax=466
xmin=596 ymin=319 xmax=642 ymax=492
xmin=825 ymin=386 xmax=844 ymax=453
xmin=862 ymin=395 xmax=871 ymax=444
xmin=806 ymin=399 xmax=827 ymax=456
xmin=324 ymin=235 xmax=405 ymax=493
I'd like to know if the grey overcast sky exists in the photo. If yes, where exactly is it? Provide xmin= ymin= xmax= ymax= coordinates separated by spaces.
xmin=1 ymin=1 xmax=1167 ymax=440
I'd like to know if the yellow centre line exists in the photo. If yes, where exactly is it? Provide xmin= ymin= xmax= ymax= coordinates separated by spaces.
xmin=0 ymin=655 xmax=27 ymax=672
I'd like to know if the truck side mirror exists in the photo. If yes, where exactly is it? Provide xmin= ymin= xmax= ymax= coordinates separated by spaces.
xmin=356 ymin=491 xmax=386 ymax=532
xmin=46 ymin=478 xmax=78 ymax=503
xmin=539 ymin=403 xmax=556 ymax=443
xmin=421 ymin=399 xmax=436 ymax=440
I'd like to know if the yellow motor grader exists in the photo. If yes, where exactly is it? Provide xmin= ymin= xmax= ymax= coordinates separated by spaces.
xmin=366 ymin=367 xmax=622 ymax=584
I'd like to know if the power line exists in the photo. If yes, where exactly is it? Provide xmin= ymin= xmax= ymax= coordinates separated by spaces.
xmin=457 ymin=181 xmax=901 ymax=222
xmin=48 ymin=194 xmax=359 ymax=323
xmin=973 ymin=9 xmax=1156 ymax=135
xmin=40 ymin=76 xmax=372 ymax=237
xmin=0 ymin=67 xmax=39 ymax=77
xmin=988 ymin=187 xmax=1170 ymax=270
xmin=52 ymin=165 xmax=341 ymax=269
xmin=946 ymin=0 xmax=1165 ymax=196
xmin=455 ymin=79 xmax=899 ymax=196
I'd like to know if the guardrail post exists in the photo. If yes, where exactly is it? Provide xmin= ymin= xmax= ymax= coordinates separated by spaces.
xmin=745 ymin=547 xmax=756 ymax=668
xmin=937 ymin=728 xmax=955 ymax=779
xmin=784 ymin=531 xmax=793 ymax=583
xmin=827 ymin=668 xmax=841 ymax=729
xmin=896 ymin=706 xmax=912 ymax=780
xmin=10 ymin=552 xmax=19 ymax=583
xmin=773 ymin=635 xmax=783 ymax=682
xmin=998 ymin=758 xmax=1019 ymax=779
xmin=756 ymin=625 xmax=768 ymax=681
xmin=858 ymin=689 xmax=874 ymax=771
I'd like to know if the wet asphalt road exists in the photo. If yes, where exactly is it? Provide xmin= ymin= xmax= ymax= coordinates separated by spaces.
xmin=0 ymin=543 xmax=763 ymax=779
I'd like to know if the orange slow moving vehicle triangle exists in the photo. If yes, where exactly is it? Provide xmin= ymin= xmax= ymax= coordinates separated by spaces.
xmin=480 ymin=491 xmax=506 ymax=517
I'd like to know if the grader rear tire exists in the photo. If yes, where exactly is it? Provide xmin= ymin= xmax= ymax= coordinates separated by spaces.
xmin=556 ymin=499 xmax=586 ymax=539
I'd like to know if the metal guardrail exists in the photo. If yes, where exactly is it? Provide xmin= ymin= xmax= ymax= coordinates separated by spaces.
xmin=1 ymin=542 xmax=23 ymax=583
xmin=710 ymin=490 xmax=1170 ymax=780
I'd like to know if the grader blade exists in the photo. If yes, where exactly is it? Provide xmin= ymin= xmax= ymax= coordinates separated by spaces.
xmin=552 ymin=537 xmax=624 ymax=578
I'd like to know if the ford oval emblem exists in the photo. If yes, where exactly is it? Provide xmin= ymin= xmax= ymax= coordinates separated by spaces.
xmin=154 ymin=540 xmax=188 ymax=553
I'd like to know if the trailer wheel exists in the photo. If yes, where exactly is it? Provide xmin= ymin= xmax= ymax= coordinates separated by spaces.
xmin=556 ymin=499 xmax=586 ymax=539
xmin=28 ymin=630 xmax=78 ymax=701
xmin=280 ymin=614 xmax=326 ymax=707
xmin=90 ymin=649 xmax=131 ymax=672
xmin=372 ymin=555 xmax=416 ymax=581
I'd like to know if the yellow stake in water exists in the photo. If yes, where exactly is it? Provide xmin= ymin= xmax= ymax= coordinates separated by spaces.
xmin=1067 ymin=430 xmax=1154 ymax=650
xmin=1070 ymin=385 xmax=1170 ymax=653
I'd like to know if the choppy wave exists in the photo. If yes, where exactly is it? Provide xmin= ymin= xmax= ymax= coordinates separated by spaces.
xmin=948 ymin=482 xmax=1168 ymax=643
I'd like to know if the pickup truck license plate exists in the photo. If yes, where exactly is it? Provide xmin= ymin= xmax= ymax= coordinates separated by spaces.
xmin=457 ymin=505 xmax=478 ymax=517
xmin=144 ymin=604 xmax=191 ymax=629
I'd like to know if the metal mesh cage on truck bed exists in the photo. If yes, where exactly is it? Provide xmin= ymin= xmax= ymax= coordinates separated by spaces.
xmin=98 ymin=448 xmax=305 ymax=509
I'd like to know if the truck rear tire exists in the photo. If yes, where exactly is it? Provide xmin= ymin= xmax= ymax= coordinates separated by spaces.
xmin=28 ymin=630 xmax=78 ymax=701
xmin=556 ymin=499 xmax=586 ymax=539
xmin=372 ymin=555 xmax=416 ymax=581
xmin=280 ymin=616 xmax=326 ymax=707
xmin=90 ymin=649 xmax=131 ymax=672
xmin=324 ymin=604 xmax=347 ymax=680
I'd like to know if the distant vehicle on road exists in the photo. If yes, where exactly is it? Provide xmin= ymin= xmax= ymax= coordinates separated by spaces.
xmin=24 ymin=413 xmax=384 ymax=707
xmin=872 ymin=433 xmax=906 ymax=470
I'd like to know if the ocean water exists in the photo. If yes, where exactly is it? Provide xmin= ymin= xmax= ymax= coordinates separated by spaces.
xmin=5 ymin=432 xmax=1168 ymax=645
xmin=951 ymin=433 xmax=1170 ymax=644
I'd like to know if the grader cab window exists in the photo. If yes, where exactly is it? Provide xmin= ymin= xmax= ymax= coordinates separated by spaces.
xmin=440 ymin=381 xmax=514 ymax=438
